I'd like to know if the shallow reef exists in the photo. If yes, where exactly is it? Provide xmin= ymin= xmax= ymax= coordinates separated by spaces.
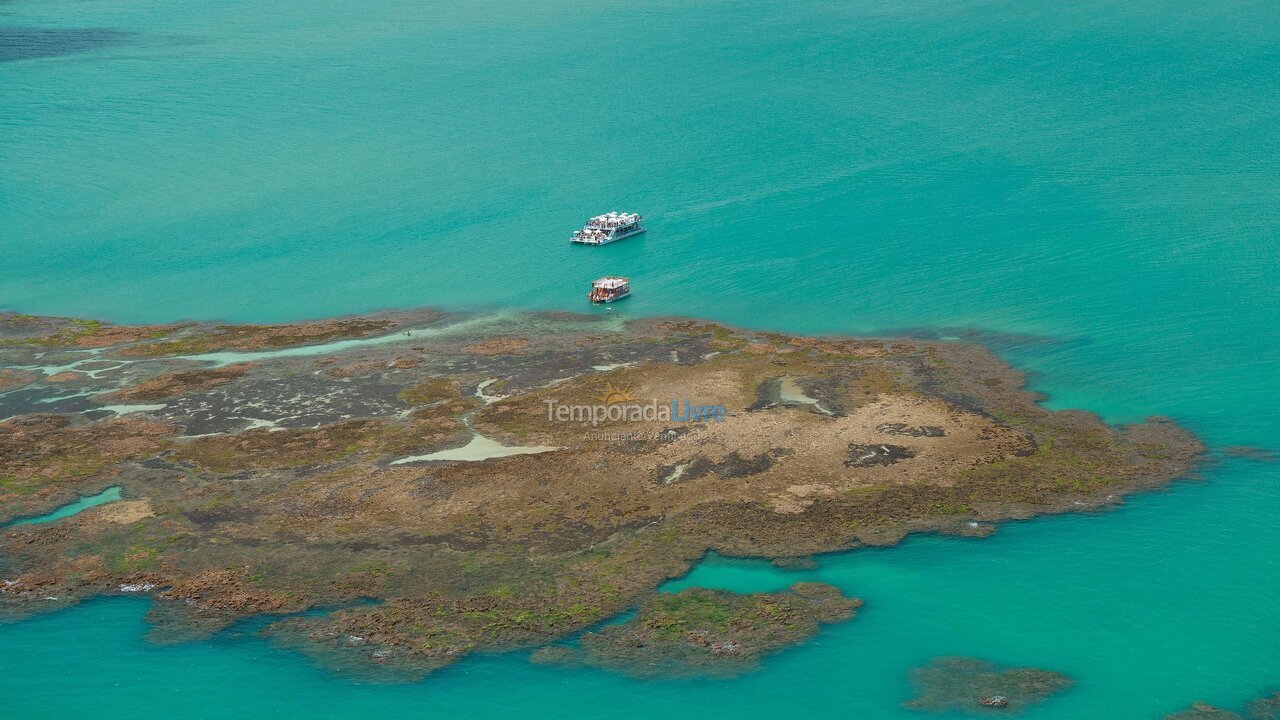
xmin=904 ymin=656 xmax=1073 ymax=714
xmin=1163 ymin=702 xmax=1244 ymax=720
xmin=0 ymin=308 xmax=1204 ymax=679
xmin=1162 ymin=691 xmax=1280 ymax=720
xmin=1246 ymin=692 xmax=1280 ymax=720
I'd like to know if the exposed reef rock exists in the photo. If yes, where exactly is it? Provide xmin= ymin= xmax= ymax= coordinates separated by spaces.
xmin=462 ymin=337 xmax=529 ymax=356
xmin=845 ymin=443 xmax=915 ymax=467
xmin=0 ymin=309 xmax=1203 ymax=679
xmin=877 ymin=422 xmax=946 ymax=437
xmin=96 ymin=364 xmax=254 ymax=403
xmin=536 ymin=584 xmax=858 ymax=679
xmin=657 ymin=449 xmax=789 ymax=485
xmin=0 ymin=314 xmax=181 ymax=348
xmin=904 ymin=656 xmax=1073 ymax=713
xmin=325 ymin=357 xmax=422 ymax=379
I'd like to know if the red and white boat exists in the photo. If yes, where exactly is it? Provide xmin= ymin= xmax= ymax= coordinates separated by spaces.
xmin=588 ymin=276 xmax=631 ymax=303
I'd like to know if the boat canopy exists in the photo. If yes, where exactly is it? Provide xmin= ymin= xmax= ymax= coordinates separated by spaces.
xmin=592 ymin=276 xmax=629 ymax=289
xmin=585 ymin=211 xmax=641 ymax=229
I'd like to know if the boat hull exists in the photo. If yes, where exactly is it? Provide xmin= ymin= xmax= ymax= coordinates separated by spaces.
xmin=570 ymin=226 xmax=647 ymax=245
xmin=589 ymin=290 xmax=631 ymax=304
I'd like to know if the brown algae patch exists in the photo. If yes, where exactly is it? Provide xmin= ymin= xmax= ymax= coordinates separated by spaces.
xmin=0 ymin=369 xmax=39 ymax=391
xmin=0 ymin=414 xmax=171 ymax=504
xmin=462 ymin=337 xmax=530 ymax=355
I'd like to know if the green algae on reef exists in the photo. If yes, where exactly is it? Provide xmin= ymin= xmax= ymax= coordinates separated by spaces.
xmin=531 ymin=583 xmax=859 ymax=679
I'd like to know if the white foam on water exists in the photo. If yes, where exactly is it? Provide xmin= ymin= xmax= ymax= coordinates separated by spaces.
xmin=591 ymin=362 xmax=634 ymax=372
xmin=177 ymin=313 xmax=518 ymax=368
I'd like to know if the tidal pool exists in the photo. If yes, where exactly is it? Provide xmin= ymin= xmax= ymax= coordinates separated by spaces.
xmin=5 ymin=486 xmax=123 ymax=527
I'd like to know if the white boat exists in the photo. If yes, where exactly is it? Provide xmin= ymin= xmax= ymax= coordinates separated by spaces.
xmin=570 ymin=211 xmax=646 ymax=245
xmin=588 ymin=276 xmax=631 ymax=303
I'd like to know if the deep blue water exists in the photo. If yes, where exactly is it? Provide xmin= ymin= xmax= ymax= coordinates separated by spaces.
xmin=2 ymin=0 xmax=1278 ymax=717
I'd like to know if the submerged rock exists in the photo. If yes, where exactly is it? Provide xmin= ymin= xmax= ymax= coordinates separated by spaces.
xmin=904 ymin=656 xmax=1072 ymax=714
xmin=1222 ymin=446 xmax=1278 ymax=463
xmin=1159 ymin=691 xmax=1280 ymax=720
xmin=1245 ymin=692 xmax=1280 ymax=720
xmin=1163 ymin=702 xmax=1243 ymax=720
xmin=528 ymin=645 xmax=581 ymax=668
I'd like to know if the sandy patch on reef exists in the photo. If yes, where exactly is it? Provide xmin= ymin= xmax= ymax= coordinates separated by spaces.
xmin=627 ymin=392 xmax=1030 ymax=502
xmin=94 ymin=500 xmax=154 ymax=524
xmin=385 ymin=364 xmax=1034 ymax=538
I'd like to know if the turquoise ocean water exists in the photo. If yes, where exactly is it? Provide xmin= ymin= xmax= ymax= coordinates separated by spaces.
xmin=2 ymin=0 xmax=1279 ymax=717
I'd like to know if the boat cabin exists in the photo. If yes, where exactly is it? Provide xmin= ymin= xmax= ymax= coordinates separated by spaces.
xmin=589 ymin=276 xmax=631 ymax=303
